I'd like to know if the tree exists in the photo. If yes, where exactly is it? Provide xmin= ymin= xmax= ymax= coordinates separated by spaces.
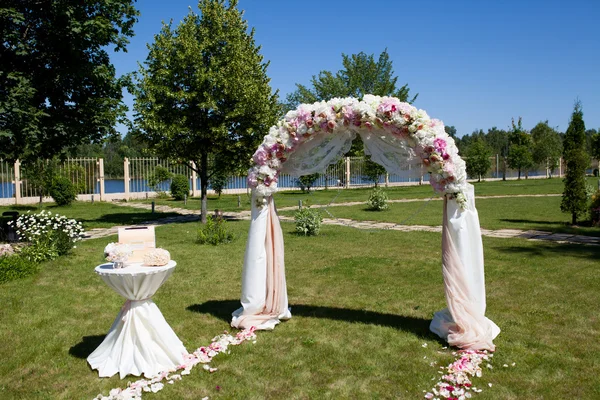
xmin=363 ymin=156 xmax=386 ymax=187
xmin=591 ymin=132 xmax=600 ymax=161
xmin=444 ymin=125 xmax=458 ymax=139
xmin=0 ymin=1 xmax=138 ymax=162
xmin=507 ymin=118 xmax=533 ymax=179
xmin=531 ymin=121 xmax=562 ymax=178
xmin=285 ymin=49 xmax=417 ymax=111
xmin=133 ymin=0 xmax=279 ymax=223
xmin=561 ymin=101 xmax=588 ymax=225
xmin=297 ymin=173 xmax=321 ymax=193
xmin=285 ymin=49 xmax=417 ymax=157
xmin=484 ymin=127 xmax=509 ymax=180
xmin=465 ymin=138 xmax=492 ymax=182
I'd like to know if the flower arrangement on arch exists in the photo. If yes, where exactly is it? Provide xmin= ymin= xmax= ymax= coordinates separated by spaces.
xmin=248 ymin=95 xmax=468 ymax=208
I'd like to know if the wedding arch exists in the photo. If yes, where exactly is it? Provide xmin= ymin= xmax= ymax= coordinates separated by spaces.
xmin=231 ymin=95 xmax=500 ymax=351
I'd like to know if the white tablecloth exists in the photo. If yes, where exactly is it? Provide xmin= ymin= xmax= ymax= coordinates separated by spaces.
xmin=87 ymin=261 xmax=188 ymax=379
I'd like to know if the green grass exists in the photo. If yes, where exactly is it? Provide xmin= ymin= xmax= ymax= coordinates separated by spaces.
xmin=280 ymin=196 xmax=600 ymax=237
xmin=134 ymin=176 xmax=600 ymax=213
xmin=0 ymin=220 xmax=599 ymax=398
xmin=0 ymin=201 xmax=181 ymax=229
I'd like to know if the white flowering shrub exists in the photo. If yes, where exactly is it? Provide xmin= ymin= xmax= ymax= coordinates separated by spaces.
xmin=367 ymin=188 xmax=389 ymax=211
xmin=9 ymin=210 xmax=85 ymax=262
xmin=294 ymin=207 xmax=323 ymax=236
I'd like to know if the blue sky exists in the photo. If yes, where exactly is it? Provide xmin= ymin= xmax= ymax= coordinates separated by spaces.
xmin=113 ymin=0 xmax=600 ymax=137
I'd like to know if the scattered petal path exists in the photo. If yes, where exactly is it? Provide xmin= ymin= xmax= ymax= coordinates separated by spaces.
xmin=92 ymin=327 xmax=257 ymax=400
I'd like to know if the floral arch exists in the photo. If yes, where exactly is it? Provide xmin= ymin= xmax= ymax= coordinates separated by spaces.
xmin=231 ymin=95 xmax=500 ymax=351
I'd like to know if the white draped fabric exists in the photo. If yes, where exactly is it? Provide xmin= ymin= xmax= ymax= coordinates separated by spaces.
xmin=360 ymin=130 xmax=423 ymax=178
xmin=88 ymin=262 xmax=188 ymax=378
xmin=235 ymin=126 xmax=499 ymax=350
xmin=281 ymin=130 xmax=356 ymax=176
xmin=430 ymin=185 xmax=500 ymax=350
xmin=281 ymin=129 xmax=423 ymax=180
xmin=231 ymin=196 xmax=291 ymax=330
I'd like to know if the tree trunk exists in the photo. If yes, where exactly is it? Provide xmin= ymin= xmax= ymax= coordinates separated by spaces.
xmin=517 ymin=169 xmax=521 ymax=180
xmin=502 ymin=157 xmax=507 ymax=181
xmin=200 ymin=153 xmax=208 ymax=224
xmin=572 ymin=213 xmax=577 ymax=225
xmin=478 ymin=175 xmax=481 ymax=182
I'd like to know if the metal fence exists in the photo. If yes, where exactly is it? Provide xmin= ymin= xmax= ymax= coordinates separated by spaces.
xmin=0 ymin=160 xmax=15 ymax=199
xmin=127 ymin=158 xmax=191 ymax=194
xmin=2 ymin=155 xmax=598 ymax=205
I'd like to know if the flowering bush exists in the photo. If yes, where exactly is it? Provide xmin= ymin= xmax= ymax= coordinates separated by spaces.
xmin=104 ymin=243 xmax=133 ymax=263
xmin=9 ymin=210 xmax=84 ymax=262
xmin=367 ymin=188 xmax=389 ymax=211
xmin=294 ymin=207 xmax=323 ymax=236
xmin=248 ymin=95 xmax=467 ymax=208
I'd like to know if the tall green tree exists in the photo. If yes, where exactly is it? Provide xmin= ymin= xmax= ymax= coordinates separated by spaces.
xmin=531 ymin=121 xmax=562 ymax=178
xmin=0 ymin=1 xmax=138 ymax=162
xmin=507 ymin=118 xmax=533 ymax=179
xmin=285 ymin=49 xmax=417 ymax=112
xmin=133 ymin=0 xmax=279 ymax=223
xmin=591 ymin=132 xmax=600 ymax=161
xmin=465 ymin=138 xmax=493 ymax=182
xmin=561 ymin=101 xmax=589 ymax=225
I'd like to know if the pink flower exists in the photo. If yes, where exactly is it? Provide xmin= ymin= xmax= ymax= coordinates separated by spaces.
xmin=433 ymin=138 xmax=447 ymax=152
xmin=378 ymin=97 xmax=400 ymax=115
xmin=247 ymin=170 xmax=258 ymax=187
xmin=342 ymin=106 xmax=355 ymax=122
xmin=253 ymin=147 xmax=269 ymax=165
xmin=296 ymin=106 xmax=311 ymax=122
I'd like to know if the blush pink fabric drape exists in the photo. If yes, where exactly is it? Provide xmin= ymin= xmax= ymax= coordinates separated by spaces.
xmin=231 ymin=197 xmax=290 ymax=329
xmin=430 ymin=197 xmax=499 ymax=351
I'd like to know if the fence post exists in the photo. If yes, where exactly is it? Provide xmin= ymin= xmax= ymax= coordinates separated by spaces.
xmin=124 ymin=157 xmax=130 ymax=200
xmin=14 ymin=160 xmax=21 ymax=205
xmin=344 ymin=157 xmax=350 ymax=188
xmin=496 ymin=154 xmax=499 ymax=179
xmin=97 ymin=158 xmax=105 ymax=201
xmin=385 ymin=173 xmax=389 ymax=187
xmin=191 ymin=162 xmax=199 ymax=197
xmin=558 ymin=157 xmax=562 ymax=177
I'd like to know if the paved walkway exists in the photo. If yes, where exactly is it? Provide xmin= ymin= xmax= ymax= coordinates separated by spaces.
xmin=83 ymin=197 xmax=599 ymax=246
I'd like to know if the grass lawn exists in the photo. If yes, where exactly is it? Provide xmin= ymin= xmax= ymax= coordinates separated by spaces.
xmin=0 ymin=201 xmax=181 ymax=229
xmin=135 ymin=176 xmax=599 ymax=213
xmin=280 ymin=196 xmax=600 ymax=237
xmin=0 ymin=220 xmax=599 ymax=399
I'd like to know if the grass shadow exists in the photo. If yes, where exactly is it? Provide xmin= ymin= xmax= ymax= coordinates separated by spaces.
xmin=496 ymin=242 xmax=600 ymax=259
xmin=69 ymin=335 xmax=106 ymax=359
xmin=187 ymin=300 xmax=440 ymax=341
xmin=79 ymin=212 xmax=191 ymax=226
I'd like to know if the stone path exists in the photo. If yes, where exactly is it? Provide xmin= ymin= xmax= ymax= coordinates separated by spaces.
xmin=83 ymin=198 xmax=599 ymax=246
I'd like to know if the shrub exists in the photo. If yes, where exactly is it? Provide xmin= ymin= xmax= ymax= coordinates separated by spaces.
xmin=197 ymin=215 xmax=234 ymax=245
xmin=0 ymin=253 xmax=38 ymax=284
xmin=148 ymin=166 xmax=173 ymax=195
xmin=294 ymin=207 xmax=323 ymax=236
xmin=49 ymin=176 xmax=77 ymax=206
xmin=9 ymin=210 xmax=85 ymax=261
xmin=367 ymin=188 xmax=389 ymax=211
xmin=170 ymin=174 xmax=190 ymax=201
xmin=210 ymin=172 xmax=229 ymax=198
xmin=297 ymin=173 xmax=320 ymax=193
xmin=363 ymin=156 xmax=386 ymax=187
